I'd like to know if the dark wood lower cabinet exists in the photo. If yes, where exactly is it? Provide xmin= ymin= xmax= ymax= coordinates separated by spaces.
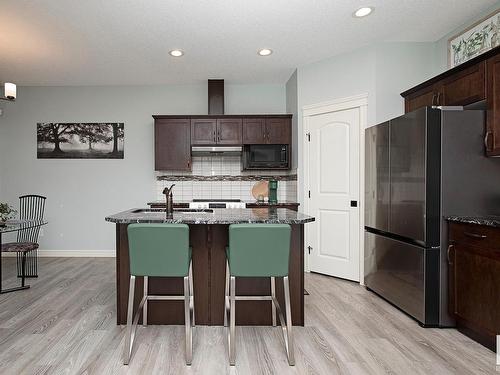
xmin=115 ymin=223 xmax=304 ymax=326
xmin=448 ymin=222 xmax=500 ymax=351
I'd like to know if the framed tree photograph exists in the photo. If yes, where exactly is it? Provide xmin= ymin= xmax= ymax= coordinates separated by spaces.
xmin=37 ymin=122 xmax=124 ymax=159
xmin=448 ymin=9 xmax=499 ymax=68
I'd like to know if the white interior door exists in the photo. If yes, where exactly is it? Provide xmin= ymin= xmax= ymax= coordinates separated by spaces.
xmin=307 ymin=107 xmax=360 ymax=281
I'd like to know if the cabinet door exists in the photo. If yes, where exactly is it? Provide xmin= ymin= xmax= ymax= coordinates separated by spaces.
xmin=191 ymin=119 xmax=217 ymax=145
xmin=216 ymin=118 xmax=242 ymax=145
xmin=404 ymin=86 xmax=437 ymax=112
xmin=155 ymin=119 xmax=191 ymax=171
xmin=242 ymin=118 xmax=266 ymax=144
xmin=453 ymin=242 xmax=500 ymax=348
xmin=441 ymin=62 xmax=485 ymax=106
xmin=266 ymin=118 xmax=291 ymax=144
xmin=486 ymin=54 xmax=500 ymax=156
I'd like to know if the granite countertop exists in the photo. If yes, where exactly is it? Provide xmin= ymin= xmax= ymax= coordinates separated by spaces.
xmin=446 ymin=215 xmax=500 ymax=228
xmin=105 ymin=208 xmax=314 ymax=225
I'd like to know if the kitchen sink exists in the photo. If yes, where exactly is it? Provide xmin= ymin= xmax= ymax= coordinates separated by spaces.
xmin=132 ymin=208 xmax=214 ymax=214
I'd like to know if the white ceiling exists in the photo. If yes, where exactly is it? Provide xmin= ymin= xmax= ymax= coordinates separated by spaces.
xmin=0 ymin=0 xmax=497 ymax=86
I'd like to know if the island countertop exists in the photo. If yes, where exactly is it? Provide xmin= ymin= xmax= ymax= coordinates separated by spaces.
xmin=105 ymin=207 xmax=315 ymax=225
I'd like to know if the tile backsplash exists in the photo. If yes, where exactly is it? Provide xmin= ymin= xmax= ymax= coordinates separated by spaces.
xmin=156 ymin=156 xmax=297 ymax=202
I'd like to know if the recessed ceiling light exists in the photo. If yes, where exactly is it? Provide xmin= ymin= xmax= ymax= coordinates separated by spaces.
xmin=258 ymin=48 xmax=273 ymax=56
xmin=169 ymin=49 xmax=184 ymax=57
xmin=353 ymin=7 xmax=374 ymax=18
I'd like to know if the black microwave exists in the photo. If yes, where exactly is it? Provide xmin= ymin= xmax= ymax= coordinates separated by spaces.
xmin=243 ymin=144 xmax=289 ymax=170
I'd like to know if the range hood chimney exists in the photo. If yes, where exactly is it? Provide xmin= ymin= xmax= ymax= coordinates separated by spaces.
xmin=208 ymin=79 xmax=224 ymax=115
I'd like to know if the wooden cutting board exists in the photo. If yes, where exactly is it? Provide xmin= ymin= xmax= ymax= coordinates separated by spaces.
xmin=252 ymin=181 xmax=269 ymax=200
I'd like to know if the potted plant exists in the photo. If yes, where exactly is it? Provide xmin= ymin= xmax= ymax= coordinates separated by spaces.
xmin=0 ymin=203 xmax=17 ymax=226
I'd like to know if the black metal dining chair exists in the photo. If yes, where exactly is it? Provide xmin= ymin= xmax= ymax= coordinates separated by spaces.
xmin=0 ymin=195 xmax=46 ymax=278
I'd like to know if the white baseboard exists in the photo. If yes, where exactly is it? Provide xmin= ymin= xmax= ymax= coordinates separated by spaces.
xmin=2 ymin=249 xmax=115 ymax=258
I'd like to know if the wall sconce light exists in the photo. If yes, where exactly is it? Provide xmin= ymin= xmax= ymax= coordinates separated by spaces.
xmin=2 ymin=82 xmax=16 ymax=101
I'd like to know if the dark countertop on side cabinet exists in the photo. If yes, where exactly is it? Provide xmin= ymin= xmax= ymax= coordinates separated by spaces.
xmin=446 ymin=215 xmax=500 ymax=228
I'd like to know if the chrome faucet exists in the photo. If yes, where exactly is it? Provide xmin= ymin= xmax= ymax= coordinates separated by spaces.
xmin=162 ymin=184 xmax=175 ymax=215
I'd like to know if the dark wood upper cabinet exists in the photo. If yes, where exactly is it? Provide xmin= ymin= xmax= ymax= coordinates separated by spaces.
xmin=242 ymin=117 xmax=292 ymax=144
xmin=404 ymin=85 xmax=439 ymax=113
xmin=216 ymin=119 xmax=242 ymax=145
xmin=266 ymin=117 xmax=291 ymax=144
xmin=242 ymin=118 xmax=266 ymax=144
xmin=401 ymin=47 xmax=499 ymax=156
xmin=154 ymin=118 xmax=191 ymax=171
xmin=441 ymin=62 xmax=485 ymax=106
xmin=191 ymin=118 xmax=242 ymax=145
xmin=154 ymin=114 xmax=292 ymax=171
xmin=486 ymin=53 xmax=500 ymax=156
xmin=191 ymin=119 xmax=217 ymax=145
xmin=404 ymin=63 xmax=485 ymax=112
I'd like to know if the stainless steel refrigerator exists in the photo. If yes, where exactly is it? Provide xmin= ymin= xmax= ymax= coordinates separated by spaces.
xmin=364 ymin=107 xmax=500 ymax=327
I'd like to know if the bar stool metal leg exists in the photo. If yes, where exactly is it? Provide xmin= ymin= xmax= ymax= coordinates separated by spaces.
xmin=283 ymin=276 xmax=295 ymax=366
xmin=224 ymin=260 xmax=230 ymax=327
xmin=143 ymin=276 xmax=148 ymax=327
xmin=271 ymin=277 xmax=277 ymax=326
xmin=184 ymin=274 xmax=193 ymax=365
xmin=229 ymin=276 xmax=236 ymax=366
xmin=189 ymin=262 xmax=195 ymax=327
xmin=124 ymin=275 xmax=136 ymax=365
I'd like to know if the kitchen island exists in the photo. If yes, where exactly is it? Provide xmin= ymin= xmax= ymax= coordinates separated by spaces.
xmin=105 ymin=208 xmax=314 ymax=326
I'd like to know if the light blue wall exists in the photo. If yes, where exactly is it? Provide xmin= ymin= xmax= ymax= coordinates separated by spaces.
xmin=374 ymin=42 xmax=437 ymax=123
xmin=0 ymin=84 xmax=286 ymax=250
xmin=298 ymin=47 xmax=377 ymax=125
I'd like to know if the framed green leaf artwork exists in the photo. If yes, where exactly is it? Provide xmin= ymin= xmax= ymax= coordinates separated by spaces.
xmin=448 ymin=9 xmax=499 ymax=68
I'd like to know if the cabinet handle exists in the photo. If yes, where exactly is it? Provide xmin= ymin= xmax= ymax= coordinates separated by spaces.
xmin=431 ymin=93 xmax=437 ymax=106
xmin=436 ymin=92 xmax=441 ymax=106
xmin=187 ymin=159 xmax=191 ymax=169
xmin=213 ymin=130 xmax=216 ymax=143
xmin=484 ymin=131 xmax=492 ymax=151
xmin=463 ymin=231 xmax=487 ymax=239
xmin=447 ymin=244 xmax=454 ymax=264
xmin=218 ymin=130 xmax=221 ymax=142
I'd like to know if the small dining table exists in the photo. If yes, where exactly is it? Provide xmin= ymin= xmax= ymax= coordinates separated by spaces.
xmin=0 ymin=219 xmax=47 ymax=294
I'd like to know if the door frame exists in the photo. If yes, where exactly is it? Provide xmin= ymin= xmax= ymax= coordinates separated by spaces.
xmin=301 ymin=94 xmax=368 ymax=284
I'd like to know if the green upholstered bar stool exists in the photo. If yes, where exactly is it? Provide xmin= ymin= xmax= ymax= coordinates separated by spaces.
xmin=124 ymin=224 xmax=194 ymax=365
xmin=224 ymin=224 xmax=294 ymax=366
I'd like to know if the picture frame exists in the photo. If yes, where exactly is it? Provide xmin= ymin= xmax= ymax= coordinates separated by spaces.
xmin=37 ymin=122 xmax=124 ymax=159
xmin=448 ymin=9 xmax=499 ymax=68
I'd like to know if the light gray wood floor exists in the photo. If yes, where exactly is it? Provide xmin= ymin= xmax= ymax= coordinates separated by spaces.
xmin=0 ymin=257 xmax=496 ymax=375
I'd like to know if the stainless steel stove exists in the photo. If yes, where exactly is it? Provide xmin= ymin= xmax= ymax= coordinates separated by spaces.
xmin=189 ymin=199 xmax=246 ymax=209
